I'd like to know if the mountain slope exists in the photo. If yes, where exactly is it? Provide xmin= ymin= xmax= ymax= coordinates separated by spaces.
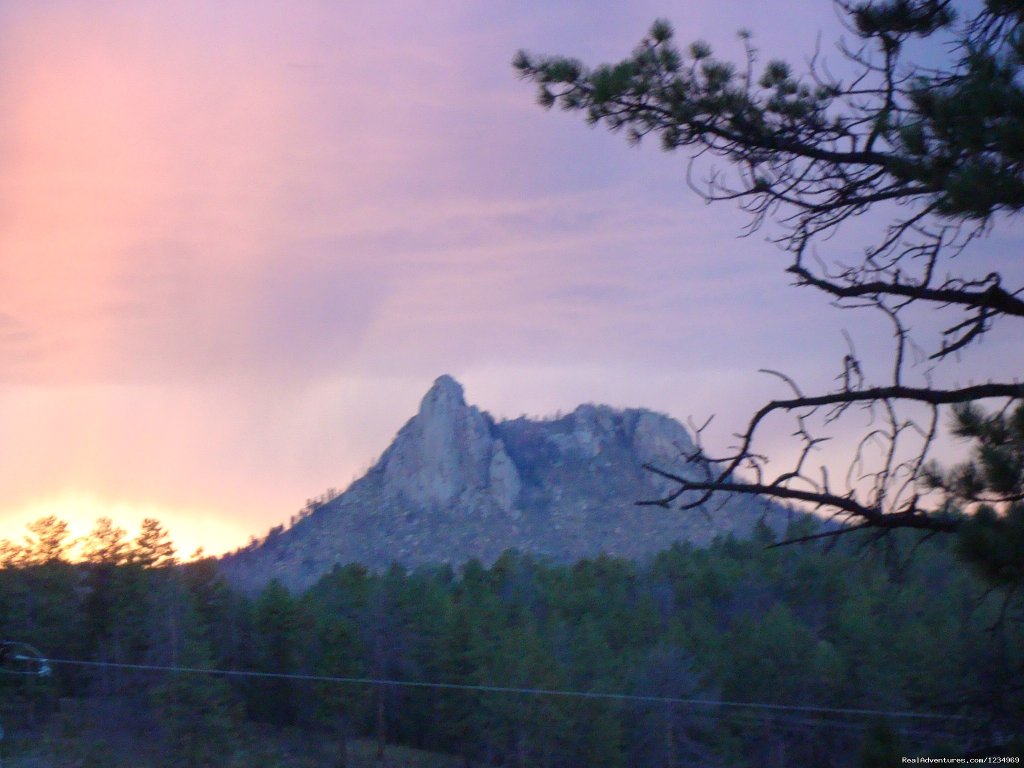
xmin=220 ymin=375 xmax=791 ymax=591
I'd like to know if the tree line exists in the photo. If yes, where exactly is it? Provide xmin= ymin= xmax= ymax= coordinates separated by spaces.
xmin=0 ymin=515 xmax=1020 ymax=766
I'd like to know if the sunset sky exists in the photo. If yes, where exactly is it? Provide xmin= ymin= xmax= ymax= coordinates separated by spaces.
xmin=2 ymin=1 xmax=1020 ymax=557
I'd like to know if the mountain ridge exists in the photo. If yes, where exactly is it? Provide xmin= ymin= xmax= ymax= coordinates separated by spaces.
xmin=220 ymin=375 xmax=791 ymax=592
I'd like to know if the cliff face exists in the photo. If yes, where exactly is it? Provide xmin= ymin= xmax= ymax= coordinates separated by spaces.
xmin=221 ymin=376 xmax=789 ymax=592
xmin=377 ymin=375 xmax=520 ymax=514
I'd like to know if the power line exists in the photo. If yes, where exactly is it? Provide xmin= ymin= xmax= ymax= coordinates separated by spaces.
xmin=39 ymin=656 xmax=968 ymax=723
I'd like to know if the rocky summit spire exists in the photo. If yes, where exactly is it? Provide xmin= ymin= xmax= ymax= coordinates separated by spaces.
xmin=413 ymin=375 xmax=469 ymax=440
xmin=378 ymin=375 xmax=513 ymax=511
xmin=420 ymin=374 xmax=466 ymax=413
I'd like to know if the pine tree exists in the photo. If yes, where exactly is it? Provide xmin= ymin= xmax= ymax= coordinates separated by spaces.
xmin=926 ymin=402 xmax=1024 ymax=590
xmin=131 ymin=518 xmax=176 ymax=569
xmin=149 ymin=596 xmax=240 ymax=767
xmin=250 ymin=578 xmax=301 ymax=726
xmin=22 ymin=516 xmax=72 ymax=565
xmin=81 ymin=518 xmax=131 ymax=661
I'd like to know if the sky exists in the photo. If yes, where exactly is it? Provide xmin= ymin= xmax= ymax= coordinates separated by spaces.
xmin=2 ymin=0 xmax=1020 ymax=558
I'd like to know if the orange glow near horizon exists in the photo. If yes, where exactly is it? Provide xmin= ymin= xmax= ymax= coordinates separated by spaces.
xmin=3 ymin=491 xmax=249 ymax=560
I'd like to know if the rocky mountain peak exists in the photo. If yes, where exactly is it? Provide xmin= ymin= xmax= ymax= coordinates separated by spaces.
xmin=419 ymin=374 xmax=466 ymax=416
xmin=222 ymin=377 xmax=792 ymax=592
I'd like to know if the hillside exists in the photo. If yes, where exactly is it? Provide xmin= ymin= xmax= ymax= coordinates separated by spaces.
xmin=221 ymin=376 xmax=792 ymax=591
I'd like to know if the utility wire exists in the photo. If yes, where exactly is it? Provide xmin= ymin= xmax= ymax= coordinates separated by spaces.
xmin=39 ymin=656 xmax=968 ymax=723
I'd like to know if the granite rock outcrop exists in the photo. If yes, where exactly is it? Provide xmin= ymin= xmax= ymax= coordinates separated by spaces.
xmin=221 ymin=376 xmax=790 ymax=592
